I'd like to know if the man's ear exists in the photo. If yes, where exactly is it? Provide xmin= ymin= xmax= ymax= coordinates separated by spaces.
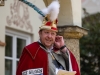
xmin=38 ymin=30 xmax=42 ymax=35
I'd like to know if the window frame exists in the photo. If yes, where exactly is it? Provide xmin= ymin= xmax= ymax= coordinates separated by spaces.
xmin=5 ymin=29 xmax=31 ymax=75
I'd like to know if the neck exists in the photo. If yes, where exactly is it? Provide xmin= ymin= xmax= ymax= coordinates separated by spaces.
xmin=38 ymin=40 xmax=53 ymax=50
xmin=46 ymin=46 xmax=53 ymax=50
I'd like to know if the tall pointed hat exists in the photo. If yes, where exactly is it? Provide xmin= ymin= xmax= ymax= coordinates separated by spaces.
xmin=39 ymin=0 xmax=60 ymax=32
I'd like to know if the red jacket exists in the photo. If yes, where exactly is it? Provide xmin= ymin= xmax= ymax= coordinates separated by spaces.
xmin=16 ymin=42 xmax=80 ymax=75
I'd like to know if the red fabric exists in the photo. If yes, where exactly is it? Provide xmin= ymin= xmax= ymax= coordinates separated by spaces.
xmin=69 ymin=50 xmax=80 ymax=75
xmin=16 ymin=42 xmax=48 ymax=75
xmin=45 ymin=21 xmax=52 ymax=26
xmin=51 ymin=27 xmax=57 ymax=31
xmin=16 ymin=42 xmax=80 ymax=75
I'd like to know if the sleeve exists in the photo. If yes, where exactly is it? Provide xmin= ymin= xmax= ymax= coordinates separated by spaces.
xmin=61 ymin=51 xmax=69 ymax=71
xmin=16 ymin=47 xmax=33 ymax=75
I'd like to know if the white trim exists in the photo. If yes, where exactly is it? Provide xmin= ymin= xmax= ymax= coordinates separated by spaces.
xmin=6 ymin=29 xmax=31 ymax=45
xmin=5 ymin=57 xmax=13 ymax=60
xmin=12 ymin=35 xmax=16 ymax=75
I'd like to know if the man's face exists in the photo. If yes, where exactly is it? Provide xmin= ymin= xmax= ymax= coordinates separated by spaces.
xmin=39 ymin=29 xmax=57 ymax=49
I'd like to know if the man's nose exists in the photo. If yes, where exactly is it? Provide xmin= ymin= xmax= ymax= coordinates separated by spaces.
xmin=48 ymin=33 xmax=52 ymax=37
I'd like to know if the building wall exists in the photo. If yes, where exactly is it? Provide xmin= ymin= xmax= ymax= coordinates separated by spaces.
xmin=57 ymin=0 xmax=82 ymax=27
xmin=5 ymin=0 xmax=46 ymax=41
xmin=0 ymin=4 xmax=6 ymax=75
xmin=71 ymin=0 xmax=81 ymax=27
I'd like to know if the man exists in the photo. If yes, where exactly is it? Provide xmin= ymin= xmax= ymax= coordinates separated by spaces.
xmin=16 ymin=0 xmax=80 ymax=75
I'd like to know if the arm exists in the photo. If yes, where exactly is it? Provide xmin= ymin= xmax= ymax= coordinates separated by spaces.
xmin=54 ymin=35 xmax=80 ymax=75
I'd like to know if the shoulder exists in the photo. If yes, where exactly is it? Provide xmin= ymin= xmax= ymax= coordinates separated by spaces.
xmin=21 ymin=42 xmax=41 ymax=60
xmin=25 ymin=42 xmax=39 ymax=50
xmin=24 ymin=42 xmax=40 ymax=56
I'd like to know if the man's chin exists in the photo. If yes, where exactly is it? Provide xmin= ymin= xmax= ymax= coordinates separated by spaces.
xmin=45 ymin=44 xmax=52 ymax=48
xmin=46 ymin=45 xmax=51 ymax=47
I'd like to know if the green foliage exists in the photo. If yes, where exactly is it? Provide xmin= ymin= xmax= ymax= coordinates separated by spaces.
xmin=80 ymin=12 xmax=100 ymax=75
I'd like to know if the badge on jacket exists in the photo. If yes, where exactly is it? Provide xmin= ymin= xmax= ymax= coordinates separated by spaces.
xmin=22 ymin=68 xmax=43 ymax=75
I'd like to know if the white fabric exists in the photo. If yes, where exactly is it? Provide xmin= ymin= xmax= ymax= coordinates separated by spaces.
xmin=22 ymin=68 xmax=43 ymax=75
xmin=66 ymin=49 xmax=73 ymax=71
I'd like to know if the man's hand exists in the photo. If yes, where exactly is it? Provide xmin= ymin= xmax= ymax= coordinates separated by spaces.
xmin=54 ymin=35 xmax=67 ymax=53
xmin=54 ymin=35 xmax=65 ymax=48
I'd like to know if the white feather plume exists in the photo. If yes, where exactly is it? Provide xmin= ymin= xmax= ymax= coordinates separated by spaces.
xmin=39 ymin=8 xmax=48 ymax=21
xmin=39 ymin=0 xmax=60 ymax=21
xmin=47 ymin=0 xmax=60 ymax=21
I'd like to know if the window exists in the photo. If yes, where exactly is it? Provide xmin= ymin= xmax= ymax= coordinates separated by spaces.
xmin=5 ymin=30 xmax=31 ymax=75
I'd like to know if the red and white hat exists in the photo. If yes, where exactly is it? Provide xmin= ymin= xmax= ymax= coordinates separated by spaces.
xmin=39 ymin=0 xmax=60 ymax=32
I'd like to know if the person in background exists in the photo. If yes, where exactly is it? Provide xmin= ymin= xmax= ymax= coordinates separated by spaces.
xmin=16 ymin=0 xmax=80 ymax=75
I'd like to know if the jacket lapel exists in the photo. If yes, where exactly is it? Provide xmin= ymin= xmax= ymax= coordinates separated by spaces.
xmin=52 ymin=51 xmax=66 ymax=70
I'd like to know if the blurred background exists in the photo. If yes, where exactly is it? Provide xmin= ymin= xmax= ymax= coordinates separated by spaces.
xmin=81 ymin=0 xmax=100 ymax=75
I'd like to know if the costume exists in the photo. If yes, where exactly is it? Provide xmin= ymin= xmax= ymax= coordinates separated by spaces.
xmin=17 ymin=0 xmax=80 ymax=75
xmin=16 ymin=42 xmax=80 ymax=75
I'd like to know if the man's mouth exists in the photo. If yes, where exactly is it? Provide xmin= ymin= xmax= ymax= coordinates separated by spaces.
xmin=46 ymin=39 xmax=52 ymax=43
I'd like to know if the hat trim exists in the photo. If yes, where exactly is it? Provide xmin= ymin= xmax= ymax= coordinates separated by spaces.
xmin=40 ymin=26 xmax=58 ymax=32
xmin=51 ymin=27 xmax=57 ymax=31
xmin=40 ymin=26 xmax=51 ymax=29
